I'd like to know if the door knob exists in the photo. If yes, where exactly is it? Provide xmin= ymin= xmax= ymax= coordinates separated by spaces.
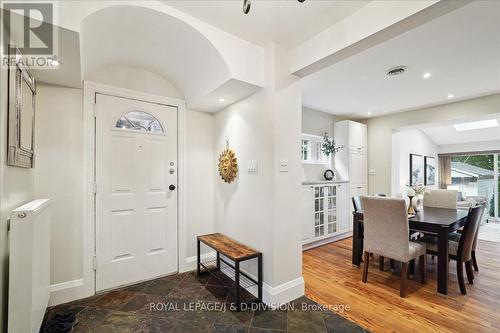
xmin=169 ymin=185 xmax=176 ymax=191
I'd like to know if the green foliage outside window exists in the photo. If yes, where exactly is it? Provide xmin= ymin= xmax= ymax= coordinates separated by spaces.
xmin=451 ymin=155 xmax=494 ymax=170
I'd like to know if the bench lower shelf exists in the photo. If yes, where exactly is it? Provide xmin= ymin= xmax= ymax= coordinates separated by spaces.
xmin=197 ymin=234 xmax=263 ymax=311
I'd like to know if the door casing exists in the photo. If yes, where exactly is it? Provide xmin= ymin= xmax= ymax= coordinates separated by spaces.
xmin=83 ymin=81 xmax=187 ymax=297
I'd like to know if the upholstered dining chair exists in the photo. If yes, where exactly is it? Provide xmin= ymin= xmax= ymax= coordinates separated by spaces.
xmin=449 ymin=205 xmax=484 ymax=272
xmin=352 ymin=196 xmax=363 ymax=212
xmin=419 ymin=205 xmax=484 ymax=295
xmin=423 ymin=189 xmax=458 ymax=209
xmin=361 ymin=196 xmax=427 ymax=297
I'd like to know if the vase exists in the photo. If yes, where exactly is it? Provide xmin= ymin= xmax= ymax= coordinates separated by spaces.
xmin=413 ymin=195 xmax=423 ymax=212
xmin=407 ymin=196 xmax=415 ymax=215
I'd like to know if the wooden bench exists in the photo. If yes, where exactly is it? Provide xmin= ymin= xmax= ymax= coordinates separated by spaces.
xmin=197 ymin=233 xmax=262 ymax=311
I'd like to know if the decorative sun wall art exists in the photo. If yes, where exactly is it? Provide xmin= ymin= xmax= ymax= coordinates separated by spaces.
xmin=218 ymin=141 xmax=238 ymax=183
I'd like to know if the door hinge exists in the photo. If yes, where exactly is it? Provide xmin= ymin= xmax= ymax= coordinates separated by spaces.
xmin=7 ymin=219 xmax=10 ymax=232
xmin=93 ymin=255 xmax=97 ymax=270
xmin=93 ymin=182 xmax=97 ymax=195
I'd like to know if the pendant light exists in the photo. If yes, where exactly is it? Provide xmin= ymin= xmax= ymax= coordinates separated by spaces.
xmin=243 ymin=0 xmax=306 ymax=15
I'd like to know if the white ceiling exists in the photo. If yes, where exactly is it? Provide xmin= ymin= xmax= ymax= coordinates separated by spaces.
xmin=301 ymin=0 xmax=500 ymax=118
xmin=164 ymin=0 xmax=369 ymax=47
xmin=422 ymin=116 xmax=500 ymax=146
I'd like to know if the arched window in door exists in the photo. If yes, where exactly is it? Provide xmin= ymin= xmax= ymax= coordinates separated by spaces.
xmin=115 ymin=111 xmax=164 ymax=134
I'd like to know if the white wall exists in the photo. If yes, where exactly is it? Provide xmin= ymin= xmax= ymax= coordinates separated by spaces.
xmin=438 ymin=140 xmax=500 ymax=154
xmin=86 ymin=66 xmax=184 ymax=99
xmin=0 ymin=25 xmax=35 ymax=332
xmin=302 ymin=107 xmax=336 ymax=137
xmin=185 ymin=110 xmax=214 ymax=262
xmin=391 ymin=129 xmax=438 ymax=197
xmin=365 ymin=93 xmax=500 ymax=195
xmin=214 ymin=44 xmax=303 ymax=304
xmin=35 ymin=84 xmax=84 ymax=287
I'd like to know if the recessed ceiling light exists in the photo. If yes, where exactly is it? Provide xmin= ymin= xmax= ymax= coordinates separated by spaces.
xmin=367 ymin=112 xmax=372 ymax=116
xmin=454 ymin=119 xmax=498 ymax=131
xmin=422 ymin=72 xmax=432 ymax=79
xmin=218 ymin=98 xmax=226 ymax=102
xmin=447 ymin=94 xmax=454 ymax=99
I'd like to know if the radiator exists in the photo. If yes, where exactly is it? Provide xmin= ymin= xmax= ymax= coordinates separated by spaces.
xmin=8 ymin=199 xmax=51 ymax=333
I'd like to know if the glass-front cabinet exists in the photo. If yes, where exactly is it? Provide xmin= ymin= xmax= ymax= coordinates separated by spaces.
xmin=301 ymin=183 xmax=350 ymax=246
xmin=314 ymin=185 xmax=337 ymax=238
xmin=314 ymin=185 xmax=338 ymax=238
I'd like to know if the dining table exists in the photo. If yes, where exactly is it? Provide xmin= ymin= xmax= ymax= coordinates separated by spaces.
xmin=352 ymin=207 xmax=469 ymax=295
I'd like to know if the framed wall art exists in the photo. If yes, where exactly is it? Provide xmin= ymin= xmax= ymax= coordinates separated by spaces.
xmin=425 ymin=156 xmax=436 ymax=186
xmin=409 ymin=154 xmax=424 ymax=186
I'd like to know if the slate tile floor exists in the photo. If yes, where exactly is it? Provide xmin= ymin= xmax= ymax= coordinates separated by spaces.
xmin=43 ymin=271 xmax=367 ymax=333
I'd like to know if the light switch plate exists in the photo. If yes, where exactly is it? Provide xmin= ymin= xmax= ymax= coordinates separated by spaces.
xmin=369 ymin=169 xmax=376 ymax=176
xmin=279 ymin=159 xmax=288 ymax=172
xmin=248 ymin=160 xmax=258 ymax=173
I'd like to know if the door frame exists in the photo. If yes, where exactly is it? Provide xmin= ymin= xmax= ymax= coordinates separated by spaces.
xmin=82 ymin=81 xmax=187 ymax=297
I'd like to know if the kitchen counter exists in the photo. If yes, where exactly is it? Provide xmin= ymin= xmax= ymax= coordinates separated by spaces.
xmin=302 ymin=180 xmax=349 ymax=185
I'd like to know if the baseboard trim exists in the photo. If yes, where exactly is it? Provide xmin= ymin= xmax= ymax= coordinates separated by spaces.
xmin=49 ymin=279 xmax=85 ymax=306
xmin=182 ymin=252 xmax=216 ymax=272
xmin=262 ymin=277 xmax=305 ymax=306
xmin=302 ymin=231 xmax=352 ymax=251
xmin=185 ymin=253 xmax=304 ymax=306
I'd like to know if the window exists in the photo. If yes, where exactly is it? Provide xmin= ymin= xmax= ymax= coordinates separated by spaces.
xmin=301 ymin=134 xmax=331 ymax=164
xmin=301 ymin=139 xmax=311 ymax=162
xmin=448 ymin=154 xmax=495 ymax=219
xmin=115 ymin=111 xmax=164 ymax=134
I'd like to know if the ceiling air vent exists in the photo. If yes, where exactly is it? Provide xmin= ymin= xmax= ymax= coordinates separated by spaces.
xmin=386 ymin=66 xmax=407 ymax=77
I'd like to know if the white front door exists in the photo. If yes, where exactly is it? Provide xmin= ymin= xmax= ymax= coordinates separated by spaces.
xmin=95 ymin=94 xmax=178 ymax=291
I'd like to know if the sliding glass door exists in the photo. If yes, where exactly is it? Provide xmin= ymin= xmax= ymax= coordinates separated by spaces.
xmin=497 ymin=154 xmax=500 ymax=220
xmin=447 ymin=154 xmax=499 ymax=222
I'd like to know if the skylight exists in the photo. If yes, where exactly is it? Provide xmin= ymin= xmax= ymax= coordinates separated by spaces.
xmin=453 ymin=119 xmax=498 ymax=131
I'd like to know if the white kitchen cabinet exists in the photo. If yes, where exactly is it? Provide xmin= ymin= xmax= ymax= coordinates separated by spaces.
xmin=337 ymin=184 xmax=351 ymax=233
xmin=333 ymin=121 xmax=367 ymax=183
xmin=349 ymin=151 xmax=368 ymax=186
xmin=302 ymin=183 xmax=351 ymax=247
xmin=301 ymin=186 xmax=314 ymax=243
xmin=350 ymin=184 xmax=367 ymax=226
xmin=349 ymin=121 xmax=367 ymax=151
xmin=334 ymin=120 xmax=368 ymax=226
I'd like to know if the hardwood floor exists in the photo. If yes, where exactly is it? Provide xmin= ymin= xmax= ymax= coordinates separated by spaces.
xmin=303 ymin=237 xmax=500 ymax=333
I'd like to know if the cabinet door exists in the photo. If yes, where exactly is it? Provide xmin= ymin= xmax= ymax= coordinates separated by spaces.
xmin=350 ymin=185 xmax=368 ymax=229
xmin=349 ymin=151 xmax=367 ymax=185
xmin=301 ymin=186 xmax=314 ymax=243
xmin=349 ymin=122 xmax=367 ymax=151
xmin=325 ymin=185 xmax=337 ymax=235
xmin=314 ymin=186 xmax=326 ymax=238
xmin=337 ymin=184 xmax=350 ymax=233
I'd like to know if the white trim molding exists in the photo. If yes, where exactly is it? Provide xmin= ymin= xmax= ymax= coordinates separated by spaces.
xmin=183 ymin=252 xmax=216 ymax=272
xmin=49 ymin=279 xmax=85 ymax=307
xmin=83 ymin=81 xmax=187 ymax=298
xmin=186 ymin=252 xmax=305 ymax=306
xmin=262 ymin=277 xmax=305 ymax=306
xmin=243 ymin=275 xmax=305 ymax=307
xmin=202 ymin=255 xmax=305 ymax=307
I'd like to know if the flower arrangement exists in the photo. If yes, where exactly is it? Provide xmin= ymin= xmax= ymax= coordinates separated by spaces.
xmin=406 ymin=184 xmax=429 ymax=197
xmin=321 ymin=133 xmax=344 ymax=157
